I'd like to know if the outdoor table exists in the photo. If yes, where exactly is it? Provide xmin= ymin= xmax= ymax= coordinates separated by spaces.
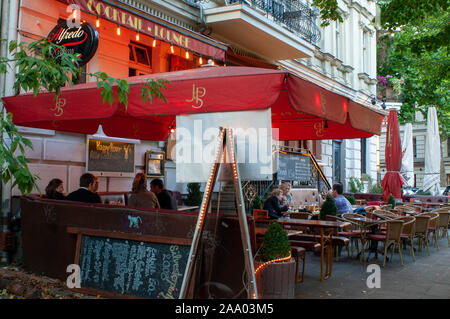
xmin=349 ymin=216 xmax=383 ymax=262
xmin=277 ymin=219 xmax=350 ymax=281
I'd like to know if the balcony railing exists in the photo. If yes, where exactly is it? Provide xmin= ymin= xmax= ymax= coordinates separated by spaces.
xmin=184 ymin=0 xmax=321 ymax=45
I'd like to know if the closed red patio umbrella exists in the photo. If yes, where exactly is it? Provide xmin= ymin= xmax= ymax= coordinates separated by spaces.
xmin=381 ymin=110 xmax=405 ymax=202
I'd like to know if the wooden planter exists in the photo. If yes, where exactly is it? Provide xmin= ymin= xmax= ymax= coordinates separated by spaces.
xmin=255 ymin=258 xmax=296 ymax=299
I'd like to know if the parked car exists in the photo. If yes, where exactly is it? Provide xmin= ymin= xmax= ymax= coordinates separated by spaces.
xmin=443 ymin=185 xmax=450 ymax=196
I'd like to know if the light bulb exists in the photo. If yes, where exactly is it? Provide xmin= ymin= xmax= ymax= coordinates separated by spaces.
xmin=170 ymin=45 xmax=174 ymax=54
xmin=117 ymin=25 xmax=121 ymax=36
xmin=185 ymin=51 xmax=189 ymax=59
xmin=153 ymin=39 xmax=157 ymax=47
xmin=136 ymin=33 xmax=140 ymax=41
xmin=96 ymin=17 xmax=100 ymax=28
xmin=199 ymin=57 xmax=203 ymax=64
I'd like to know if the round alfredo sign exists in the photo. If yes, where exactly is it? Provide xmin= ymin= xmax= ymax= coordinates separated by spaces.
xmin=47 ymin=21 xmax=99 ymax=66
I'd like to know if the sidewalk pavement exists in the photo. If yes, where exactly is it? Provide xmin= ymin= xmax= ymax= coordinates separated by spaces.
xmin=0 ymin=237 xmax=448 ymax=299
xmin=295 ymin=236 xmax=450 ymax=299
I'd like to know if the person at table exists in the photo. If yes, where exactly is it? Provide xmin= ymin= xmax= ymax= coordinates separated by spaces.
xmin=280 ymin=182 xmax=293 ymax=207
xmin=331 ymin=183 xmax=353 ymax=216
xmin=263 ymin=188 xmax=289 ymax=219
xmin=45 ymin=178 xmax=66 ymax=200
xmin=66 ymin=173 xmax=101 ymax=204
xmin=150 ymin=178 xmax=177 ymax=210
xmin=128 ymin=173 xmax=160 ymax=209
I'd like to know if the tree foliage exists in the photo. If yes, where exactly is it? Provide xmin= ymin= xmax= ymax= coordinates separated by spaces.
xmin=378 ymin=5 xmax=449 ymax=139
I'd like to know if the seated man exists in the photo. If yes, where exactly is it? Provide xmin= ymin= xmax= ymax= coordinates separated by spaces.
xmin=67 ymin=173 xmax=101 ymax=204
xmin=332 ymin=183 xmax=353 ymax=216
xmin=263 ymin=188 xmax=289 ymax=219
xmin=150 ymin=178 xmax=178 ymax=210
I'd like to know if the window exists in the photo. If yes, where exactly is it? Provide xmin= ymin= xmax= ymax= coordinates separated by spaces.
xmin=362 ymin=30 xmax=369 ymax=73
xmin=335 ymin=21 xmax=342 ymax=60
xmin=447 ymin=138 xmax=450 ymax=157
xmin=129 ymin=42 xmax=152 ymax=76
xmin=361 ymin=138 xmax=367 ymax=174
xmin=333 ymin=140 xmax=342 ymax=184
xmin=413 ymin=137 xmax=417 ymax=158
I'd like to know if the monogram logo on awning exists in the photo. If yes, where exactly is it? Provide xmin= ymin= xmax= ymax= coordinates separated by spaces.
xmin=186 ymin=84 xmax=206 ymax=109
xmin=52 ymin=97 xmax=66 ymax=117
xmin=320 ymin=92 xmax=327 ymax=114
xmin=314 ymin=121 xmax=327 ymax=137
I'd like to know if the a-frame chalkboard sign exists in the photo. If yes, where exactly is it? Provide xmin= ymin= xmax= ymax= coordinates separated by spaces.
xmin=179 ymin=127 xmax=259 ymax=299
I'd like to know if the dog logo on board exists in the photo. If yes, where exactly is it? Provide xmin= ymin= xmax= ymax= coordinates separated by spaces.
xmin=128 ymin=215 xmax=142 ymax=229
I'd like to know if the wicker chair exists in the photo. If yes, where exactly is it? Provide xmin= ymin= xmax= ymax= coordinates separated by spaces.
xmin=372 ymin=210 xmax=400 ymax=220
xmin=422 ymin=212 xmax=440 ymax=250
xmin=436 ymin=209 xmax=450 ymax=247
xmin=398 ymin=216 xmax=416 ymax=262
xmin=380 ymin=204 xmax=393 ymax=210
xmin=414 ymin=214 xmax=432 ymax=256
xmin=366 ymin=219 xmax=404 ymax=266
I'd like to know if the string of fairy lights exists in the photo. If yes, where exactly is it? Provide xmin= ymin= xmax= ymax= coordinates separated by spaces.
xmin=76 ymin=10 xmax=216 ymax=66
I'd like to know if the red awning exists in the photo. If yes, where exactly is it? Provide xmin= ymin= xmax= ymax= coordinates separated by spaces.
xmin=3 ymin=66 xmax=386 ymax=141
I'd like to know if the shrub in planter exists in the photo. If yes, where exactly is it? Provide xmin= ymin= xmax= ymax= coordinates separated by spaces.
xmin=260 ymin=222 xmax=291 ymax=262
xmin=388 ymin=194 xmax=396 ymax=209
xmin=320 ymin=194 xmax=337 ymax=220
xmin=256 ymin=222 xmax=295 ymax=298
xmin=251 ymin=195 xmax=262 ymax=211
xmin=344 ymin=195 xmax=356 ymax=205
xmin=184 ymin=183 xmax=203 ymax=206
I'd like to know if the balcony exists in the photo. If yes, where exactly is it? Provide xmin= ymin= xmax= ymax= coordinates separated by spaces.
xmin=184 ymin=0 xmax=320 ymax=60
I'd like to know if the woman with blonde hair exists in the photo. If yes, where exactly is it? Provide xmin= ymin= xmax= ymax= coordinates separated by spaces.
xmin=263 ymin=188 xmax=289 ymax=219
xmin=280 ymin=182 xmax=292 ymax=206
xmin=128 ymin=173 xmax=160 ymax=208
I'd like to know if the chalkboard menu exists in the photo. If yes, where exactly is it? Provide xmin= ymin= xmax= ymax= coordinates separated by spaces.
xmin=87 ymin=138 xmax=135 ymax=177
xmin=277 ymin=152 xmax=311 ymax=181
xmin=71 ymin=228 xmax=191 ymax=299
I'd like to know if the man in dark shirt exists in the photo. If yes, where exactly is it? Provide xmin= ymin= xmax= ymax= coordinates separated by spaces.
xmin=67 ymin=173 xmax=101 ymax=204
xmin=150 ymin=178 xmax=177 ymax=210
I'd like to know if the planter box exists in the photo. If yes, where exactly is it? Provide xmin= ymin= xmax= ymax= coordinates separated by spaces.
xmin=255 ymin=258 xmax=296 ymax=299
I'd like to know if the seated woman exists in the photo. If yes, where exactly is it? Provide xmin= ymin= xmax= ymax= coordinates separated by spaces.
xmin=263 ymin=188 xmax=289 ymax=219
xmin=128 ymin=173 xmax=160 ymax=209
xmin=280 ymin=181 xmax=293 ymax=207
xmin=45 ymin=178 xmax=66 ymax=200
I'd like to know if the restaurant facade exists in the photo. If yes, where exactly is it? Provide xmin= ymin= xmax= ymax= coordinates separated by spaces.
xmin=0 ymin=0 xmax=382 ymax=197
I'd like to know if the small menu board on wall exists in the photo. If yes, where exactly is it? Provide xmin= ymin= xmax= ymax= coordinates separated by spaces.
xmin=277 ymin=152 xmax=311 ymax=182
xmin=87 ymin=138 xmax=135 ymax=177
xmin=68 ymin=227 xmax=191 ymax=299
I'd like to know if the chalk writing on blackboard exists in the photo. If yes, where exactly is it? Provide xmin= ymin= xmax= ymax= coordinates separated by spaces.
xmin=277 ymin=153 xmax=311 ymax=181
xmin=78 ymin=235 xmax=190 ymax=299
xmin=87 ymin=138 xmax=135 ymax=175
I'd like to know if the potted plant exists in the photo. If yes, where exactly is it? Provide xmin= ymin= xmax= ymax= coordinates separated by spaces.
xmin=388 ymin=194 xmax=396 ymax=209
xmin=320 ymin=194 xmax=337 ymax=220
xmin=255 ymin=222 xmax=296 ymax=298
xmin=251 ymin=195 xmax=262 ymax=212
xmin=184 ymin=183 xmax=203 ymax=206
